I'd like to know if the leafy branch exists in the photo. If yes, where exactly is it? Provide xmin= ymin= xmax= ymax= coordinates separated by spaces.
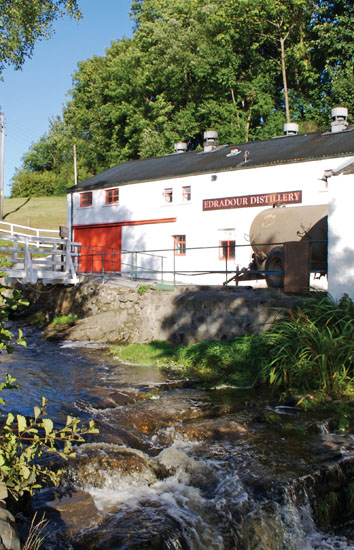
xmin=0 ymin=278 xmax=98 ymax=502
xmin=0 ymin=374 xmax=99 ymax=501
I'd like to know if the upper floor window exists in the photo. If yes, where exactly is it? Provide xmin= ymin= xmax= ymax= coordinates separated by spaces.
xmin=219 ymin=240 xmax=235 ymax=260
xmin=80 ymin=192 xmax=92 ymax=207
xmin=163 ymin=188 xmax=173 ymax=203
xmin=174 ymin=235 xmax=186 ymax=256
xmin=105 ymin=188 xmax=119 ymax=205
xmin=182 ymin=186 xmax=191 ymax=202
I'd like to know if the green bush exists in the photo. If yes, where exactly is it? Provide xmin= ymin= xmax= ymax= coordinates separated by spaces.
xmin=262 ymin=294 xmax=354 ymax=398
xmin=0 ymin=377 xmax=98 ymax=500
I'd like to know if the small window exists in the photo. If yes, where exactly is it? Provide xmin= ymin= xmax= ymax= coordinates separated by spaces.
xmin=80 ymin=192 xmax=92 ymax=207
xmin=163 ymin=188 xmax=173 ymax=203
xmin=174 ymin=235 xmax=186 ymax=256
xmin=182 ymin=186 xmax=191 ymax=201
xmin=105 ymin=188 xmax=119 ymax=205
xmin=219 ymin=240 xmax=235 ymax=260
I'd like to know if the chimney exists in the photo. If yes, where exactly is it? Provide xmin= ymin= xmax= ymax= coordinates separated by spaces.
xmin=283 ymin=122 xmax=299 ymax=136
xmin=331 ymin=107 xmax=348 ymax=133
xmin=174 ymin=142 xmax=188 ymax=153
xmin=203 ymin=130 xmax=218 ymax=152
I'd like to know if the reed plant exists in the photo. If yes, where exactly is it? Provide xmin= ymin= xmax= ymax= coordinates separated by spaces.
xmin=262 ymin=294 xmax=354 ymax=398
xmin=23 ymin=513 xmax=49 ymax=550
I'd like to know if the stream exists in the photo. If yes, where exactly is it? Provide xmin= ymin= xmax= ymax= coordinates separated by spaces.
xmin=1 ymin=325 xmax=354 ymax=549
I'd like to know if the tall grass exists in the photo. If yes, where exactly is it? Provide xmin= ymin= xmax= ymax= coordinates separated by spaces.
xmin=262 ymin=294 xmax=354 ymax=397
xmin=111 ymin=294 xmax=354 ymax=399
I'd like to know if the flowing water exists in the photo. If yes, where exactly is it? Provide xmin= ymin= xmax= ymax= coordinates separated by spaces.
xmin=1 ymin=325 xmax=354 ymax=549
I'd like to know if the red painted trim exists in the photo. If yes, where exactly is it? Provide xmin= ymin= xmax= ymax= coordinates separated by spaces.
xmin=73 ymin=217 xmax=176 ymax=230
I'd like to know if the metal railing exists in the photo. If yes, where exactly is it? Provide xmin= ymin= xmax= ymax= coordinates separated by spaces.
xmin=74 ymin=242 xmax=251 ymax=284
xmin=74 ymin=240 xmax=327 ymax=287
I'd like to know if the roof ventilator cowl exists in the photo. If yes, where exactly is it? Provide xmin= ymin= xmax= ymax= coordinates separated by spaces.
xmin=203 ymin=130 xmax=218 ymax=152
xmin=331 ymin=107 xmax=348 ymax=133
xmin=174 ymin=142 xmax=188 ymax=153
xmin=283 ymin=123 xmax=299 ymax=136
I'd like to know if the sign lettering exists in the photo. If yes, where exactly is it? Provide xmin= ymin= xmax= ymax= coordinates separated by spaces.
xmin=203 ymin=190 xmax=302 ymax=211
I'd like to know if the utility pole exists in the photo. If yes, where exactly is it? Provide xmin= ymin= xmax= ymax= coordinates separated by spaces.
xmin=73 ymin=143 xmax=78 ymax=186
xmin=0 ymin=113 xmax=4 ymax=221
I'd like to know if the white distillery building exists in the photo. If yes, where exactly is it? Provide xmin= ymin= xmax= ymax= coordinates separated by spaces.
xmin=67 ymin=109 xmax=354 ymax=289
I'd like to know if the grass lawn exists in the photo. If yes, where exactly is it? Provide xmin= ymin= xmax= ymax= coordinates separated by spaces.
xmin=3 ymin=197 xmax=67 ymax=230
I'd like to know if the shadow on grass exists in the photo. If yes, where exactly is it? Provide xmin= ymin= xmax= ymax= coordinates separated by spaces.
xmin=3 ymin=197 xmax=31 ymax=220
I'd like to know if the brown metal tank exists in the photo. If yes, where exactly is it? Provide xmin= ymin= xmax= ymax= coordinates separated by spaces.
xmin=249 ymin=204 xmax=328 ymax=286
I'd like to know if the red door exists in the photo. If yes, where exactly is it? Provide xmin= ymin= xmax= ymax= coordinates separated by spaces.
xmin=74 ymin=226 xmax=122 ymax=273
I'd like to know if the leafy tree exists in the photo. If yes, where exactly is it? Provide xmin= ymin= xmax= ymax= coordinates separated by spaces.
xmin=0 ymin=0 xmax=81 ymax=74
xmin=310 ymin=0 xmax=354 ymax=118
xmin=10 ymin=0 xmax=353 ymax=197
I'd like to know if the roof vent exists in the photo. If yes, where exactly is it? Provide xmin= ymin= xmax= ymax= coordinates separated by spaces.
xmin=203 ymin=130 xmax=218 ymax=152
xmin=331 ymin=107 xmax=348 ymax=133
xmin=174 ymin=142 xmax=188 ymax=153
xmin=284 ymin=122 xmax=299 ymax=136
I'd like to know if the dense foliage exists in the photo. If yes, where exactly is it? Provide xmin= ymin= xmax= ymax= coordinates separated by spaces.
xmin=11 ymin=0 xmax=354 ymax=197
xmin=111 ymin=294 xmax=354 ymax=403
xmin=0 ymin=0 xmax=81 ymax=74
xmin=262 ymin=293 xmax=354 ymax=399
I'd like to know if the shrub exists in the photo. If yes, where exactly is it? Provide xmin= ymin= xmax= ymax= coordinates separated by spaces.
xmin=262 ymin=294 xmax=354 ymax=397
xmin=0 ymin=376 xmax=98 ymax=500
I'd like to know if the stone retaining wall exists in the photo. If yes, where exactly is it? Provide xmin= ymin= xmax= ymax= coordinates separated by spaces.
xmin=22 ymin=277 xmax=299 ymax=344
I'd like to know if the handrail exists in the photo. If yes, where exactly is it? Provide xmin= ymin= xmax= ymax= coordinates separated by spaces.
xmin=0 ymin=220 xmax=59 ymax=238
xmin=0 ymin=230 xmax=79 ymax=285
xmin=73 ymin=238 xmax=327 ymax=288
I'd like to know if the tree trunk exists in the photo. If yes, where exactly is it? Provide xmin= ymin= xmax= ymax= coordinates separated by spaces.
xmin=280 ymin=36 xmax=290 ymax=123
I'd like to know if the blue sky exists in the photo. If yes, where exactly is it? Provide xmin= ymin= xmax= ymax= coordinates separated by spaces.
xmin=0 ymin=0 xmax=133 ymax=197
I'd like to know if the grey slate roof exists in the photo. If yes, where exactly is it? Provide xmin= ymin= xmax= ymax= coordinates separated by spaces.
xmin=68 ymin=126 xmax=354 ymax=193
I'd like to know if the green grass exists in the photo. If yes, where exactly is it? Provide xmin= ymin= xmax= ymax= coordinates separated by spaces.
xmin=111 ymin=334 xmax=267 ymax=387
xmin=110 ymin=294 xmax=354 ymax=403
xmin=3 ymin=197 xmax=67 ymax=230
xmin=49 ymin=315 xmax=77 ymax=326
xmin=110 ymin=340 xmax=179 ymax=367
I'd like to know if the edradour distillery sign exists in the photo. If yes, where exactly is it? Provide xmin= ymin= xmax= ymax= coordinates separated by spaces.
xmin=203 ymin=190 xmax=302 ymax=211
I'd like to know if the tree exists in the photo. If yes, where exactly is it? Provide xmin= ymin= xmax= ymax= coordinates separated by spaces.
xmin=0 ymin=0 xmax=81 ymax=74
xmin=310 ymin=0 xmax=354 ymax=117
xmin=10 ymin=0 xmax=353 ymax=197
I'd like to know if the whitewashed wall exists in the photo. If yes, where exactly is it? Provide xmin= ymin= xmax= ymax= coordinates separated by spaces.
xmin=328 ymin=171 xmax=354 ymax=301
xmin=68 ymin=155 xmax=350 ymax=286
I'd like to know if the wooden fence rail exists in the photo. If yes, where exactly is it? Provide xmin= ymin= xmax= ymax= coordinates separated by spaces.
xmin=0 ymin=229 xmax=80 ymax=285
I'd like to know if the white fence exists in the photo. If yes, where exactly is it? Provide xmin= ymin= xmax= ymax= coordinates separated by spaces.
xmin=0 ymin=223 xmax=79 ymax=285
